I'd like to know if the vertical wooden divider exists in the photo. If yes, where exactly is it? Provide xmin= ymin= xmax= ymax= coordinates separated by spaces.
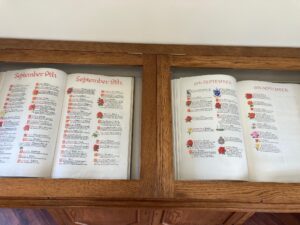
xmin=139 ymin=54 xmax=159 ymax=198
xmin=157 ymin=55 xmax=175 ymax=198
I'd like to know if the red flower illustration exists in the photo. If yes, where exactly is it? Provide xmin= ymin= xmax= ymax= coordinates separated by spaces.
xmin=185 ymin=116 xmax=192 ymax=122
xmin=93 ymin=144 xmax=99 ymax=152
xmin=247 ymin=100 xmax=253 ymax=105
xmin=28 ymin=104 xmax=36 ymax=111
xmin=245 ymin=93 xmax=253 ymax=99
xmin=98 ymin=98 xmax=104 ymax=106
xmin=248 ymin=113 xmax=256 ymax=119
xmin=97 ymin=112 xmax=103 ymax=119
xmin=67 ymin=88 xmax=73 ymax=94
xmin=186 ymin=139 xmax=193 ymax=147
xmin=218 ymin=147 xmax=226 ymax=154
xmin=32 ymin=89 xmax=39 ymax=95
xmin=215 ymin=102 xmax=221 ymax=109
xmin=23 ymin=125 xmax=30 ymax=131
xmin=186 ymin=100 xmax=191 ymax=106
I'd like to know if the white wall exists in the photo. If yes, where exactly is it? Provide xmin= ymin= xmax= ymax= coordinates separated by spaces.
xmin=0 ymin=0 xmax=300 ymax=47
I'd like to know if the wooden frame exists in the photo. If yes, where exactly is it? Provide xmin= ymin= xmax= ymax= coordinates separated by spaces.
xmin=0 ymin=39 xmax=158 ymax=207
xmin=0 ymin=39 xmax=300 ymax=212
xmin=158 ymin=53 xmax=300 ymax=212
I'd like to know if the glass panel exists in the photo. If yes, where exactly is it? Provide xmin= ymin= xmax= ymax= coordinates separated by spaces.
xmin=172 ymin=68 xmax=300 ymax=83
xmin=0 ymin=63 xmax=142 ymax=180
xmin=171 ymin=68 xmax=300 ymax=182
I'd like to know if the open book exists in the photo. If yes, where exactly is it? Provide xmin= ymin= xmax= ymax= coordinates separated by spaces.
xmin=172 ymin=75 xmax=300 ymax=182
xmin=0 ymin=68 xmax=134 ymax=179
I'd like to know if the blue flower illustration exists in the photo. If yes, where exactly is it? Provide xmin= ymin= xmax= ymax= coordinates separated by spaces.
xmin=213 ymin=88 xmax=221 ymax=97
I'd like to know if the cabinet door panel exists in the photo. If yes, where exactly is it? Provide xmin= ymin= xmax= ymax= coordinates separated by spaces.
xmin=49 ymin=208 xmax=248 ymax=225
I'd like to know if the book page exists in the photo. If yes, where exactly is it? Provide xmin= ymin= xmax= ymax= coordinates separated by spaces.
xmin=52 ymin=73 xmax=134 ymax=179
xmin=0 ymin=73 xmax=4 ymax=89
xmin=0 ymin=68 xmax=67 ymax=177
xmin=173 ymin=75 xmax=248 ymax=180
xmin=237 ymin=81 xmax=300 ymax=182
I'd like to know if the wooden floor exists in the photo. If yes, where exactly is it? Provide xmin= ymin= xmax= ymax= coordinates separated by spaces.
xmin=0 ymin=208 xmax=299 ymax=225
xmin=0 ymin=209 xmax=58 ymax=225
xmin=244 ymin=213 xmax=300 ymax=225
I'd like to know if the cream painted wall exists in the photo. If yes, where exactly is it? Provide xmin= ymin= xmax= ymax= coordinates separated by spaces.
xmin=0 ymin=0 xmax=300 ymax=46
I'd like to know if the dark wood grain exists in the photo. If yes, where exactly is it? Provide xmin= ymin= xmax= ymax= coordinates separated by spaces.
xmin=225 ymin=212 xmax=255 ymax=225
xmin=46 ymin=209 xmax=72 ymax=225
xmin=1 ymin=38 xmax=300 ymax=58
xmin=0 ymin=208 xmax=298 ymax=225
xmin=0 ymin=49 xmax=142 ymax=66
xmin=0 ymin=179 xmax=141 ymax=198
xmin=171 ymin=55 xmax=300 ymax=70
xmin=160 ymin=209 xmax=233 ymax=225
xmin=157 ymin=55 xmax=174 ymax=198
xmin=174 ymin=181 xmax=300 ymax=204
xmin=49 ymin=208 xmax=245 ymax=225
xmin=139 ymin=54 xmax=158 ymax=198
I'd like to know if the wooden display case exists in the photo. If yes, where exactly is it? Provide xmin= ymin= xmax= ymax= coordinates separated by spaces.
xmin=0 ymin=39 xmax=300 ymax=212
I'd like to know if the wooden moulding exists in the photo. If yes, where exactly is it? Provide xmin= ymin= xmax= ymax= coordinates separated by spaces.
xmin=0 ymin=49 xmax=142 ymax=66
xmin=1 ymin=39 xmax=300 ymax=211
xmin=171 ymin=55 xmax=300 ymax=70
xmin=1 ymin=38 xmax=300 ymax=58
